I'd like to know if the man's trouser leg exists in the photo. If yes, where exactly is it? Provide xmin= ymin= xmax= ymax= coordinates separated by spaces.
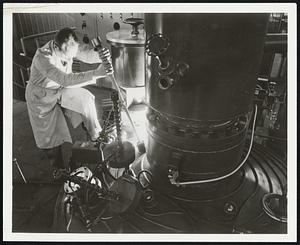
xmin=43 ymin=145 xmax=65 ymax=170
xmin=60 ymin=87 xmax=102 ymax=141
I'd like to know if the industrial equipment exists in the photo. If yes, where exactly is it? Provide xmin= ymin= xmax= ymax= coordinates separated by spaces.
xmin=106 ymin=17 xmax=145 ymax=88
xmin=106 ymin=17 xmax=146 ymax=107
xmin=51 ymin=13 xmax=287 ymax=234
xmin=91 ymin=35 xmax=146 ymax=154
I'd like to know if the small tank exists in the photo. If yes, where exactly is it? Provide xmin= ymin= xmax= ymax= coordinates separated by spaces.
xmin=106 ymin=17 xmax=146 ymax=88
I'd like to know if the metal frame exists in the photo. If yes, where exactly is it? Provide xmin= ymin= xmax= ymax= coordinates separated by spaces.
xmin=20 ymin=27 xmax=76 ymax=57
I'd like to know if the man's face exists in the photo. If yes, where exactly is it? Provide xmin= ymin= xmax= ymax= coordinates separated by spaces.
xmin=61 ymin=35 xmax=79 ymax=59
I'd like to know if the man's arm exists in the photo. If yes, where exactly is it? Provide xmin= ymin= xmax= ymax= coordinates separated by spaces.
xmin=34 ymin=51 xmax=100 ymax=87
xmin=75 ymin=43 xmax=102 ymax=64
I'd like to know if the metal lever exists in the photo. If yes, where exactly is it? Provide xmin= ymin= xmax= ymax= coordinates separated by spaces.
xmin=111 ymin=90 xmax=123 ymax=147
xmin=13 ymin=158 xmax=27 ymax=183
xmin=91 ymin=37 xmax=146 ymax=154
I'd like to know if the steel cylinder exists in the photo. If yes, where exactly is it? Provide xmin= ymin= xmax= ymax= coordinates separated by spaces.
xmin=144 ymin=13 xmax=269 ymax=187
xmin=106 ymin=29 xmax=145 ymax=88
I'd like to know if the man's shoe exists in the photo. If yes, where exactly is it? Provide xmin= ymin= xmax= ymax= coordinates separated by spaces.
xmin=52 ymin=167 xmax=70 ymax=183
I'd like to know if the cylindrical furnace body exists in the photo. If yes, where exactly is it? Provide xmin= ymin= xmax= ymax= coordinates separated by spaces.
xmin=143 ymin=13 xmax=269 ymax=193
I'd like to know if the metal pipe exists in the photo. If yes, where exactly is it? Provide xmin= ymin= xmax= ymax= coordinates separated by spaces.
xmin=13 ymin=158 xmax=27 ymax=184
xmin=35 ymin=38 xmax=40 ymax=49
xmin=13 ymin=61 xmax=28 ymax=70
xmin=13 ymin=81 xmax=25 ymax=89
xmin=19 ymin=68 xmax=26 ymax=88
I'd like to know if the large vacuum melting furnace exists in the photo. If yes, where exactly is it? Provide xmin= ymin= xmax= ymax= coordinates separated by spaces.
xmin=138 ymin=13 xmax=287 ymax=233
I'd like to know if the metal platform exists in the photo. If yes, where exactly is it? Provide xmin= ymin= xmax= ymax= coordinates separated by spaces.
xmin=52 ymin=143 xmax=287 ymax=233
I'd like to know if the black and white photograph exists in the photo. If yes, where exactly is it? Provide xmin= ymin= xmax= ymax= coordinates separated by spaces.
xmin=3 ymin=2 xmax=297 ymax=242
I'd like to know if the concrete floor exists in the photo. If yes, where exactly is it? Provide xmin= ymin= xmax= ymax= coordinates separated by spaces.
xmin=12 ymin=85 xmax=147 ymax=232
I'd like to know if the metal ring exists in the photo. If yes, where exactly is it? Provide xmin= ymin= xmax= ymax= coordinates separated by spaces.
xmin=137 ymin=170 xmax=153 ymax=189
xmin=158 ymin=76 xmax=174 ymax=90
xmin=262 ymin=193 xmax=287 ymax=223
xmin=145 ymin=33 xmax=170 ymax=57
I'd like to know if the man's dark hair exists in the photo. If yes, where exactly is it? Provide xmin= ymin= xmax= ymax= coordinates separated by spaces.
xmin=54 ymin=27 xmax=78 ymax=49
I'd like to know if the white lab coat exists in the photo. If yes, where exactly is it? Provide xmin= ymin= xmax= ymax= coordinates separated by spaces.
xmin=25 ymin=40 xmax=103 ymax=149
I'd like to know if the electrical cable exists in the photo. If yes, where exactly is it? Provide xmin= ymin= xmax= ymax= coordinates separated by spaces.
xmin=140 ymin=105 xmax=257 ymax=186
xmin=172 ymin=104 xmax=258 ymax=185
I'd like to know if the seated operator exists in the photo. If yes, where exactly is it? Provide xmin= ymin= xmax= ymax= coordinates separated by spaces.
xmin=25 ymin=27 xmax=114 ymax=172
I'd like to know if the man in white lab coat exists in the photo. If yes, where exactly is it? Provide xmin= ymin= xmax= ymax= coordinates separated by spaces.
xmin=25 ymin=27 xmax=113 ymax=170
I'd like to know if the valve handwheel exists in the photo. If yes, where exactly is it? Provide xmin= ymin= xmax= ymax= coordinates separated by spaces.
xmin=123 ymin=17 xmax=144 ymax=36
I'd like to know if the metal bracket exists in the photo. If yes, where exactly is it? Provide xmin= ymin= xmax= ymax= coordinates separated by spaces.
xmin=167 ymin=151 xmax=183 ymax=187
xmin=168 ymin=168 xmax=181 ymax=187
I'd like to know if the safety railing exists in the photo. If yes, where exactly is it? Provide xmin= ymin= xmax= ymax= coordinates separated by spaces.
xmin=20 ymin=27 xmax=76 ymax=58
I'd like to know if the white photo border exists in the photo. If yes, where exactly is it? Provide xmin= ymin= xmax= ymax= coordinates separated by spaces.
xmin=3 ymin=2 xmax=297 ymax=242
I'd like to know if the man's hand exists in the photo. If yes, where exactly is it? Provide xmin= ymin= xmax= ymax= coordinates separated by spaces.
xmin=93 ymin=62 xmax=114 ymax=77
xmin=99 ymin=47 xmax=112 ymax=62
xmin=93 ymin=47 xmax=114 ymax=77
